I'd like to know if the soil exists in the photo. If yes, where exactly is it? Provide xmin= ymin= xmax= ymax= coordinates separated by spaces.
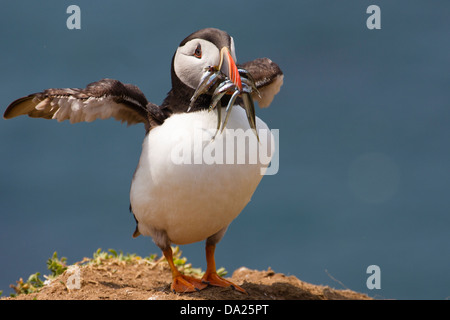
xmin=5 ymin=255 xmax=372 ymax=300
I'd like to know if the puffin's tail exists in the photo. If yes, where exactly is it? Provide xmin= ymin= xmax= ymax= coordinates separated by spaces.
xmin=129 ymin=204 xmax=141 ymax=238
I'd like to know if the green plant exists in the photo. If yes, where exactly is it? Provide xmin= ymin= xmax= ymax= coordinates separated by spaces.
xmin=9 ymin=272 xmax=44 ymax=296
xmin=9 ymin=251 xmax=67 ymax=296
xmin=47 ymin=252 xmax=68 ymax=278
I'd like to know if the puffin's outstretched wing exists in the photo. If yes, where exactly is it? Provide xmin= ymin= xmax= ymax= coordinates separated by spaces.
xmin=239 ymin=58 xmax=284 ymax=108
xmin=4 ymin=78 xmax=155 ymax=130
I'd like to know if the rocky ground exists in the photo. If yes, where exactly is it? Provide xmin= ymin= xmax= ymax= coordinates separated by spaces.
xmin=4 ymin=249 xmax=372 ymax=300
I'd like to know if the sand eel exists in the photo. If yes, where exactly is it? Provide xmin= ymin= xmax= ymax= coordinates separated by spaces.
xmin=4 ymin=28 xmax=283 ymax=294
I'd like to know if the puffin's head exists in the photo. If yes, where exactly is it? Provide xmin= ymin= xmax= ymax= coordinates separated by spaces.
xmin=172 ymin=28 xmax=241 ymax=92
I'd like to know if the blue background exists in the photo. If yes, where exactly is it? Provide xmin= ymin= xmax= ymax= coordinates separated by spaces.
xmin=1 ymin=1 xmax=449 ymax=299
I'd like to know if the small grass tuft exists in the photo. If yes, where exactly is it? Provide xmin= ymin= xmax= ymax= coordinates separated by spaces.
xmin=9 ymin=251 xmax=68 ymax=296
xmin=47 ymin=252 xmax=68 ymax=278
xmin=9 ymin=272 xmax=44 ymax=296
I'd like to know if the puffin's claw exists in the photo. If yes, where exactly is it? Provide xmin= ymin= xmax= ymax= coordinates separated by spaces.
xmin=201 ymin=271 xmax=247 ymax=294
xmin=171 ymin=274 xmax=208 ymax=293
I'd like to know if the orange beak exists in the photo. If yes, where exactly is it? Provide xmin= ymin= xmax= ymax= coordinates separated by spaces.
xmin=218 ymin=47 xmax=242 ymax=91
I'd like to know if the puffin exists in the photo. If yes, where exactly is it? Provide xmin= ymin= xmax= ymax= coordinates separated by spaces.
xmin=4 ymin=28 xmax=283 ymax=294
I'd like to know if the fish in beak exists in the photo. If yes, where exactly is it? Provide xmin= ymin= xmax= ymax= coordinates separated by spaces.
xmin=218 ymin=47 xmax=242 ymax=91
xmin=188 ymin=46 xmax=259 ymax=141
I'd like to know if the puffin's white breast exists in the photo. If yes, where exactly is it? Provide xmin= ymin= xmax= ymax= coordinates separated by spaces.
xmin=130 ymin=106 xmax=273 ymax=245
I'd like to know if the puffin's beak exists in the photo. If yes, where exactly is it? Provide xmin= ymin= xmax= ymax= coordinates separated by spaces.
xmin=218 ymin=47 xmax=242 ymax=91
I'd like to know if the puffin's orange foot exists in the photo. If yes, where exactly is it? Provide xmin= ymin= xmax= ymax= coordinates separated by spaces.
xmin=171 ymin=274 xmax=208 ymax=293
xmin=202 ymin=272 xmax=247 ymax=294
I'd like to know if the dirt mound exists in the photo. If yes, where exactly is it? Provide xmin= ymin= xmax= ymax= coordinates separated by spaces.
xmin=5 ymin=250 xmax=372 ymax=300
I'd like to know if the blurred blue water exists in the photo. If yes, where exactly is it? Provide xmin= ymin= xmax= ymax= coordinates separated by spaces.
xmin=1 ymin=1 xmax=449 ymax=299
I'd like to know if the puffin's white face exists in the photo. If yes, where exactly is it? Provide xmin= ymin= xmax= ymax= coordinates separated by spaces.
xmin=174 ymin=37 xmax=237 ymax=89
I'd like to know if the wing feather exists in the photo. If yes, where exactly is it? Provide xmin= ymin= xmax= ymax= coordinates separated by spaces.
xmin=239 ymin=58 xmax=284 ymax=108
xmin=4 ymin=78 xmax=151 ymax=128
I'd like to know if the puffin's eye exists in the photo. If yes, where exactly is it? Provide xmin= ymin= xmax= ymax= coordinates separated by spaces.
xmin=194 ymin=44 xmax=202 ymax=59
